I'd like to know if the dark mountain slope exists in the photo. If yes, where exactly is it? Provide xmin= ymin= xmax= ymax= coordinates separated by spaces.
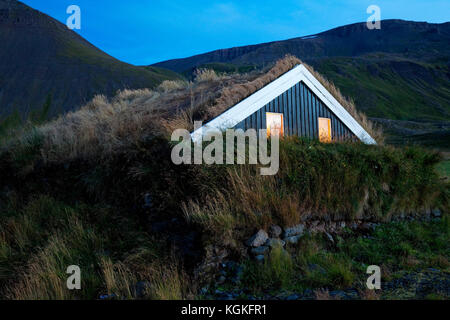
xmin=154 ymin=20 xmax=450 ymax=124
xmin=154 ymin=20 xmax=450 ymax=73
xmin=0 ymin=0 xmax=179 ymax=119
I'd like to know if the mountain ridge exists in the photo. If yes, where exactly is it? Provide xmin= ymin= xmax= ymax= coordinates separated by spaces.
xmin=0 ymin=0 xmax=180 ymax=120
xmin=153 ymin=19 xmax=450 ymax=73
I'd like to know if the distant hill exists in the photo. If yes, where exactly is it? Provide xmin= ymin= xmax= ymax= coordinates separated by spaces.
xmin=0 ymin=0 xmax=180 ymax=121
xmin=154 ymin=20 xmax=450 ymax=124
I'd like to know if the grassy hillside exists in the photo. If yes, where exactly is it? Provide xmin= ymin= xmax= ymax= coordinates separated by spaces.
xmin=312 ymin=56 xmax=450 ymax=122
xmin=0 ymin=67 xmax=447 ymax=299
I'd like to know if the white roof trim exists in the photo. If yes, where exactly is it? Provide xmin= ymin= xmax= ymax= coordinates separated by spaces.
xmin=191 ymin=64 xmax=376 ymax=144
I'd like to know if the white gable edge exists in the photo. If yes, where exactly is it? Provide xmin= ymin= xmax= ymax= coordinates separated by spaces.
xmin=191 ymin=64 xmax=376 ymax=145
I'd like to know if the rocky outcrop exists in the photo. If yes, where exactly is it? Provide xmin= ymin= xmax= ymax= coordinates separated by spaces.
xmin=245 ymin=230 xmax=269 ymax=247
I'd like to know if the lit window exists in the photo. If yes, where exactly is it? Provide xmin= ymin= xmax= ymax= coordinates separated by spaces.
xmin=318 ymin=117 xmax=332 ymax=142
xmin=266 ymin=112 xmax=284 ymax=137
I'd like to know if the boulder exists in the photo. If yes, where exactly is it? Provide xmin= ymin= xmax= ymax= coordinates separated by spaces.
xmin=265 ymin=238 xmax=286 ymax=248
xmin=432 ymin=209 xmax=441 ymax=218
xmin=250 ymin=246 xmax=269 ymax=255
xmin=285 ymin=235 xmax=302 ymax=245
xmin=269 ymin=225 xmax=282 ymax=238
xmin=284 ymin=224 xmax=305 ymax=238
xmin=350 ymin=222 xmax=358 ymax=230
xmin=245 ymin=230 xmax=269 ymax=247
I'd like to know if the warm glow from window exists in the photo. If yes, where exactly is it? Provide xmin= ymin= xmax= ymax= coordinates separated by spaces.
xmin=266 ymin=112 xmax=284 ymax=137
xmin=318 ymin=117 xmax=332 ymax=143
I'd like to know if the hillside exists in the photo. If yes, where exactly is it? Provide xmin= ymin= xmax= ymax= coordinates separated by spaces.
xmin=154 ymin=20 xmax=450 ymax=148
xmin=0 ymin=58 xmax=447 ymax=299
xmin=0 ymin=0 xmax=180 ymax=121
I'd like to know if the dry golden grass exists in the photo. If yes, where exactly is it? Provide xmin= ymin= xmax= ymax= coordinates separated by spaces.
xmin=32 ymin=74 xmax=242 ymax=162
xmin=207 ymin=55 xmax=302 ymax=119
xmin=183 ymin=165 xmax=305 ymax=241
xmin=38 ymin=92 xmax=164 ymax=162
xmin=100 ymin=247 xmax=191 ymax=300
xmin=147 ymin=262 xmax=191 ymax=300
xmin=358 ymin=288 xmax=381 ymax=300
xmin=100 ymin=257 xmax=137 ymax=299
xmin=8 ymin=236 xmax=76 ymax=300
xmin=194 ymin=68 xmax=221 ymax=82
xmin=158 ymin=80 xmax=190 ymax=93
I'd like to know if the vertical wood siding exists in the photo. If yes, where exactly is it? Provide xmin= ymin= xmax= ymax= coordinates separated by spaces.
xmin=234 ymin=81 xmax=357 ymax=141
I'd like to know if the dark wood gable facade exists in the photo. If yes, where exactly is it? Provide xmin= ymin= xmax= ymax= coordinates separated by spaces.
xmin=234 ymin=80 xmax=358 ymax=142
xmin=191 ymin=64 xmax=376 ymax=145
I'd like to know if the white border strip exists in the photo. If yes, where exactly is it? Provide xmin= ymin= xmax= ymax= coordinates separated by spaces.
xmin=191 ymin=64 xmax=376 ymax=144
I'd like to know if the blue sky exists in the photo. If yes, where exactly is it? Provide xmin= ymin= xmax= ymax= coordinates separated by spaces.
xmin=22 ymin=0 xmax=450 ymax=65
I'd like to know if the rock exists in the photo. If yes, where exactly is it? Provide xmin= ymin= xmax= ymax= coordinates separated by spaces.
xmin=254 ymin=255 xmax=265 ymax=263
xmin=366 ymin=222 xmax=378 ymax=231
xmin=284 ymin=224 xmax=305 ymax=237
xmin=269 ymin=225 xmax=282 ymax=238
xmin=340 ymin=221 xmax=346 ymax=228
xmin=285 ymin=235 xmax=302 ymax=245
xmin=325 ymin=232 xmax=334 ymax=244
xmin=432 ymin=209 xmax=441 ymax=217
xmin=330 ymin=290 xmax=347 ymax=299
xmin=265 ymin=238 xmax=285 ymax=248
xmin=245 ymin=230 xmax=269 ymax=247
xmin=286 ymin=294 xmax=299 ymax=300
xmin=250 ymin=246 xmax=269 ymax=255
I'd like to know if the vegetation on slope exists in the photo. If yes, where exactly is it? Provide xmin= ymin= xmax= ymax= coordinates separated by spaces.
xmin=0 ymin=57 xmax=447 ymax=300
xmin=313 ymin=56 xmax=450 ymax=122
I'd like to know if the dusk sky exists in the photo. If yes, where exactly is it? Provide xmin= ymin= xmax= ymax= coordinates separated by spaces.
xmin=22 ymin=0 xmax=450 ymax=65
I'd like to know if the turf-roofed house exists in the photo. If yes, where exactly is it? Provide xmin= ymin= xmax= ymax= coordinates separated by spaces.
xmin=191 ymin=63 xmax=377 ymax=145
